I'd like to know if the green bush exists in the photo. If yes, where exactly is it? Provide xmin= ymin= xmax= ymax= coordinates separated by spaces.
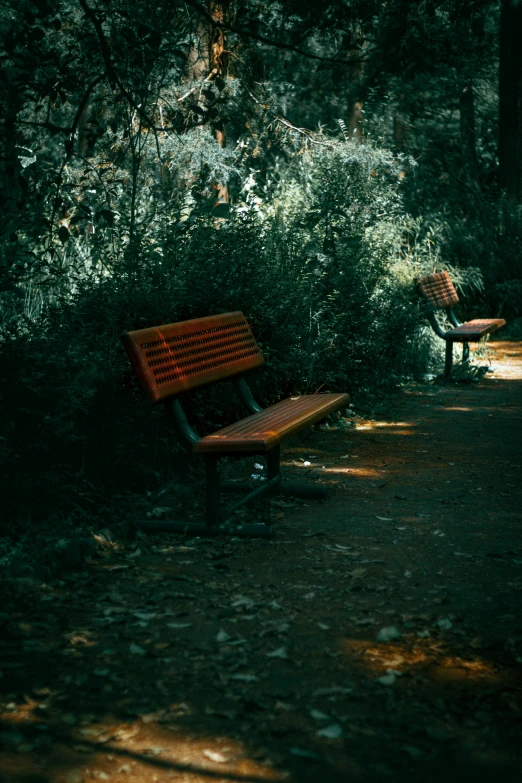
xmin=1 ymin=134 xmax=433 ymax=535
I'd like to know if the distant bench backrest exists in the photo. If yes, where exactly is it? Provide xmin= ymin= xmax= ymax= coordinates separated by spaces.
xmin=122 ymin=312 xmax=265 ymax=403
xmin=417 ymin=271 xmax=459 ymax=309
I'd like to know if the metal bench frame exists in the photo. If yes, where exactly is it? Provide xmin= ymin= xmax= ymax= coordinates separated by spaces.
xmin=417 ymin=272 xmax=506 ymax=377
xmin=122 ymin=312 xmax=349 ymax=537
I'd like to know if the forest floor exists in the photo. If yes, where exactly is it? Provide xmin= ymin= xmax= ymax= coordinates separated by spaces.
xmin=1 ymin=341 xmax=522 ymax=783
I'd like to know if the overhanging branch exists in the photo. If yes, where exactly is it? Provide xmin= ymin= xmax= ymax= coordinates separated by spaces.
xmin=184 ymin=0 xmax=371 ymax=66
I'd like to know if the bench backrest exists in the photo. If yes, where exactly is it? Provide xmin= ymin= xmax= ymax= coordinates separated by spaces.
xmin=122 ymin=312 xmax=264 ymax=403
xmin=417 ymin=271 xmax=459 ymax=309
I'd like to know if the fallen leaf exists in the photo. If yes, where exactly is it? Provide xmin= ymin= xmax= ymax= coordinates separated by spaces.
xmin=266 ymin=647 xmax=288 ymax=659
xmin=310 ymin=709 xmax=330 ymax=721
xmin=377 ymin=668 xmax=402 ymax=685
xmin=377 ymin=673 xmax=396 ymax=685
xmin=290 ymin=747 xmax=321 ymax=760
xmin=317 ymin=723 xmax=343 ymax=739
xmin=377 ymin=626 xmax=401 ymax=642
xmin=312 ymin=686 xmax=353 ymax=698
xmin=403 ymin=745 xmax=424 ymax=759
xmin=228 ymin=674 xmax=259 ymax=682
xmin=202 ymin=749 xmax=229 ymax=763
xmin=354 ymin=617 xmax=375 ymax=626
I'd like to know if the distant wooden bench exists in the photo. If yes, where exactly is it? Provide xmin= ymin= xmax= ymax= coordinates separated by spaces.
xmin=122 ymin=312 xmax=349 ymax=537
xmin=417 ymin=271 xmax=506 ymax=377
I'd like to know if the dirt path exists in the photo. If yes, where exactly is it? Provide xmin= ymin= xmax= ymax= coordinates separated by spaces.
xmin=2 ymin=342 xmax=522 ymax=783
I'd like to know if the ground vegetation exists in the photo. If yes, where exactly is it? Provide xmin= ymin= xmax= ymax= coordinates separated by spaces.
xmin=0 ymin=0 xmax=521 ymax=539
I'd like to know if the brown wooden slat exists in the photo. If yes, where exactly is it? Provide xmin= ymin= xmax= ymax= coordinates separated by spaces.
xmin=445 ymin=318 xmax=506 ymax=342
xmin=193 ymin=393 xmax=350 ymax=453
xmin=122 ymin=312 xmax=265 ymax=403
xmin=417 ymin=271 xmax=459 ymax=309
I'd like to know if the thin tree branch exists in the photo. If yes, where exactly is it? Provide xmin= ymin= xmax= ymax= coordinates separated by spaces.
xmin=77 ymin=0 xmax=181 ymax=151
xmin=65 ymin=72 xmax=106 ymax=155
xmin=246 ymin=88 xmax=332 ymax=147
xmin=183 ymin=0 xmax=372 ymax=65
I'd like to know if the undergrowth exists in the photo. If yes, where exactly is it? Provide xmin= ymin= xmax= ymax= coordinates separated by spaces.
xmin=0 ymin=133 xmax=476 ymax=539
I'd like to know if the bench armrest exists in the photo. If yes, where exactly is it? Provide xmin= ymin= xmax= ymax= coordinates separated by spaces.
xmin=234 ymin=376 xmax=263 ymax=414
xmin=447 ymin=308 xmax=462 ymax=329
xmin=167 ymin=399 xmax=201 ymax=447
xmin=427 ymin=311 xmax=447 ymax=339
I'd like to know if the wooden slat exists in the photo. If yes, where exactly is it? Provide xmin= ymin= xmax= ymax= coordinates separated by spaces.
xmin=122 ymin=312 xmax=265 ymax=403
xmin=193 ymin=393 xmax=350 ymax=453
xmin=418 ymin=271 xmax=459 ymax=309
xmin=445 ymin=318 xmax=506 ymax=342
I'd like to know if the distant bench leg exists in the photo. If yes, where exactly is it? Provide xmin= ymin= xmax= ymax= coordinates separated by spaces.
xmin=445 ymin=340 xmax=454 ymax=377
xmin=205 ymin=454 xmax=221 ymax=528
xmin=462 ymin=343 xmax=470 ymax=364
xmin=267 ymin=445 xmax=281 ymax=481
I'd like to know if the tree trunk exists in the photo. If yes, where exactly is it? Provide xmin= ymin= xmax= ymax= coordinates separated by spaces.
xmin=459 ymin=77 xmax=478 ymax=181
xmin=186 ymin=1 xmax=228 ymax=208
xmin=499 ymin=0 xmax=522 ymax=201
xmin=393 ymin=112 xmax=407 ymax=150
xmin=348 ymin=101 xmax=364 ymax=139
xmin=209 ymin=1 xmax=228 ymax=206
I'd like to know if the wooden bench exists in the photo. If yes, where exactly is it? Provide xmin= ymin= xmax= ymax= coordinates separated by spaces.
xmin=122 ymin=312 xmax=350 ymax=537
xmin=417 ymin=271 xmax=506 ymax=377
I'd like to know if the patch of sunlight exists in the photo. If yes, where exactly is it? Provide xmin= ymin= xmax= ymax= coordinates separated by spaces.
xmin=321 ymin=467 xmax=380 ymax=477
xmin=341 ymin=638 xmax=503 ymax=685
xmin=65 ymin=631 xmax=99 ymax=648
xmin=342 ymin=639 xmax=429 ymax=672
xmin=5 ymin=710 xmax=288 ymax=782
xmin=356 ymin=421 xmax=413 ymax=430
xmin=430 ymin=655 xmax=503 ymax=684
xmin=444 ymin=406 xmax=474 ymax=412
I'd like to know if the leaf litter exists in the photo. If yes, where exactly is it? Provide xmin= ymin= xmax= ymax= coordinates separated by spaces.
xmin=2 ymin=351 xmax=521 ymax=781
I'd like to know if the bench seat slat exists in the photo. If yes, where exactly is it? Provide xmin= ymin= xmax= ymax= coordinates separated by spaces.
xmin=445 ymin=318 xmax=506 ymax=341
xmin=193 ymin=392 xmax=350 ymax=453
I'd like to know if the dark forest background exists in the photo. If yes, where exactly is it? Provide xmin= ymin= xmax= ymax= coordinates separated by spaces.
xmin=1 ymin=0 xmax=521 ymax=546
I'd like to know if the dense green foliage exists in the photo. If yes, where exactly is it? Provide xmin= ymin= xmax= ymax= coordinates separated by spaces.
xmin=1 ymin=134 xmax=433 ymax=527
xmin=1 ymin=0 xmax=521 ymax=535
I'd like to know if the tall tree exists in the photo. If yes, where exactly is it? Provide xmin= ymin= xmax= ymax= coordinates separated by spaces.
xmin=499 ymin=0 xmax=522 ymax=201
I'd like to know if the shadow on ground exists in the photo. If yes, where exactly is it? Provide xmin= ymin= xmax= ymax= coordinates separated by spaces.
xmin=1 ymin=342 xmax=521 ymax=783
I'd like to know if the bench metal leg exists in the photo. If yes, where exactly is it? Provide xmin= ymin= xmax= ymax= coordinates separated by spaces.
xmin=267 ymin=445 xmax=281 ymax=481
xmin=462 ymin=343 xmax=470 ymax=364
xmin=136 ymin=454 xmax=274 ymax=536
xmin=281 ymin=482 xmax=327 ymax=499
xmin=267 ymin=443 xmax=328 ymax=499
xmin=444 ymin=340 xmax=454 ymax=377
xmin=135 ymin=519 xmax=274 ymax=538
xmin=134 ymin=441 xmax=326 ymax=538
xmin=205 ymin=455 xmax=221 ymax=528
xmin=221 ymin=481 xmax=255 ymax=493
